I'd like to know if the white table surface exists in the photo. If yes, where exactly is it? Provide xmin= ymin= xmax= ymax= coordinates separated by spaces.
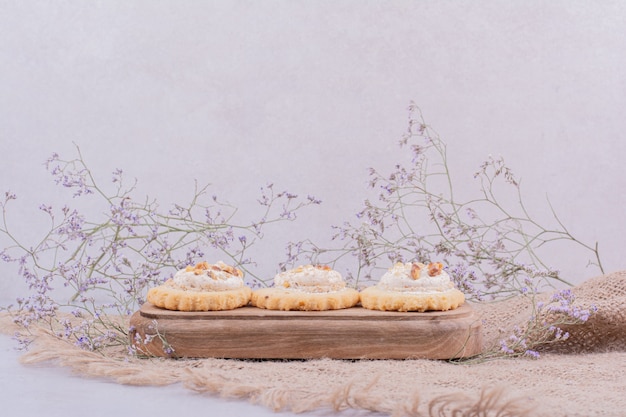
xmin=0 ymin=333 xmax=376 ymax=417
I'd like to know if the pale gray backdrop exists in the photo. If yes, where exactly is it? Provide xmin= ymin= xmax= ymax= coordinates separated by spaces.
xmin=1 ymin=2 xmax=625 ymax=417
xmin=2 ymin=0 xmax=625 ymax=296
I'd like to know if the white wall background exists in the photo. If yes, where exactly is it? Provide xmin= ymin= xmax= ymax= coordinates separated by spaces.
xmin=1 ymin=0 xmax=625 ymax=300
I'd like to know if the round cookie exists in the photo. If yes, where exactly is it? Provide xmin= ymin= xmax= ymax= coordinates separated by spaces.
xmin=147 ymin=261 xmax=251 ymax=311
xmin=147 ymin=285 xmax=252 ymax=312
xmin=251 ymin=287 xmax=359 ymax=311
xmin=250 ymin=264 xmax=360 ymax=311
xmin=360 ymin=261 xmax=465 ymax=312
xmin=359 ymin=286 xmax=465 ymax=312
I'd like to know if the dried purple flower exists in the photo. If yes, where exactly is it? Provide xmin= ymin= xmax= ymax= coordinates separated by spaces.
xmin=1 ymin=146 xmax=321 ymax=353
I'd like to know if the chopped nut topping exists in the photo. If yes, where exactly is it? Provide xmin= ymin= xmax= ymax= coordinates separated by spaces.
xmin=410 ymin=262 xmax=425 ymax=279
xmin=315 ymin=265 xmax=332 ymax=271
xmin=186 ymin=261 xmax=243 ymax=277
xmin=428 ymin=262 xmax=444 ymax=277
xmin=195 ymin=261 xmax=210 ymax=270
xmin=218 ymin=263 xmax=243 ymax=277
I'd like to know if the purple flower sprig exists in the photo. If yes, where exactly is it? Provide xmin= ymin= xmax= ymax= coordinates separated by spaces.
xmin=1 ymin=146 xmax=321 ymax=353
xmin=283 ymin=103 xmax=604 ymax=302
xmin=129 ymin=320 xmax=176 ymax=358
xmin=491 ymin=288 xmax=597 ymax=360
xmin=279 ymin=103 xmax=603 ymax=361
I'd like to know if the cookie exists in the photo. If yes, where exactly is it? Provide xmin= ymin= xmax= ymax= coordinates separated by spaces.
xmin=147 ymin=285 xmax=252 ymax=311
xmin=251 ymin=287 xmax=359 ymax=311
xmin=250 ymin=264 xmax=359 ymax=311
xmin=146 ymin=261 xmax=251 ymax=311
xmin=360 ymin=261 xmax=465 ymax=312
xmin=359 ymin=286 xmax=465 ymax=312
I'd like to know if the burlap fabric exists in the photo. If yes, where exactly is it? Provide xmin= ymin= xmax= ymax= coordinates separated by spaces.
xmin=1 ymin=270 xmax=625 ymax=416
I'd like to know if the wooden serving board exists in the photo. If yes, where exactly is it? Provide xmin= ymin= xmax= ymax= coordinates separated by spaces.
xmin=129 ymin=303 xmax=482 ymax=360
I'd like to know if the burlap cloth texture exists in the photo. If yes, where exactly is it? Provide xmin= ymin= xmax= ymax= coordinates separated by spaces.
xmin=1 ymin=270 xmax=625 ymax=417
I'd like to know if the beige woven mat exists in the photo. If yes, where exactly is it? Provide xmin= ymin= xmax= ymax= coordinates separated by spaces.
xmin=2 ymin=271 xmax=625 ymax=417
